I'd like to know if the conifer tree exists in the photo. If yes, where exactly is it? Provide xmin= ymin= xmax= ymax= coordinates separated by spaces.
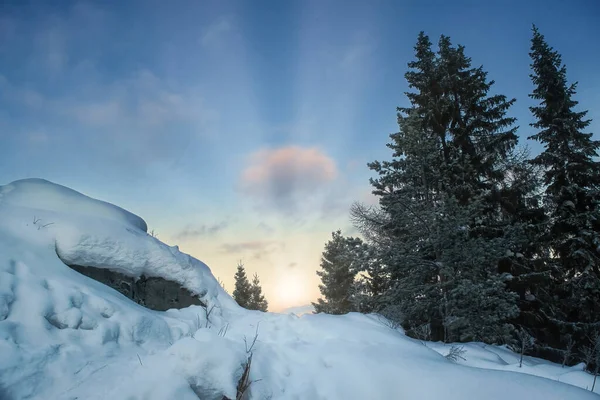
xmin=365 ymin=32 xmax=523 ymax=343
xmin=233 ymin=262 xmax=252 ymax=309
xmin=349 ymin=240 xmax=389 ymax=313
xmin=528 ymin=26 xmax=600 ymax=345
xmin=248 ymin=273 xmax=268 ymax=312
xmin=313 ymin=231 xmax=361 ymax=315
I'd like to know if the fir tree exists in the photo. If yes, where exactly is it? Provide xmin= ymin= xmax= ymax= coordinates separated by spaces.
xmin=248 ymin=273 xmax=268 ymax=312
xmin=528 ymin=26 xmax=600 ymax=348
xmin=349 ymin=241 xmax=389 ymax=313
xmin=313 ymin=231 xmax=361 ymax=315
xmin=233 ymin=262 xmax=252 ymax=309
xmin=364 ymin=32 xmax=522 ymax=343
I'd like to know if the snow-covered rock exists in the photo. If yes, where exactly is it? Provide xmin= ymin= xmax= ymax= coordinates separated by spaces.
xmin=0 ymin=179 xmax=147 ymax=232
xmin=0 ymin=179 xmax=598 ymax=399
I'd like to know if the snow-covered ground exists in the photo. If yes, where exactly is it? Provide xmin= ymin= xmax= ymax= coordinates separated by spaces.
xmin=0 ymin=179 xmax=598 ymax=399
xmin=281 ymin=304 xmax=315 ymax=316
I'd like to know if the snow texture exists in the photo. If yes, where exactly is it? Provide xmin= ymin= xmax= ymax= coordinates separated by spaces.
xmin=0 ymin=179 xmax=598 ymax=399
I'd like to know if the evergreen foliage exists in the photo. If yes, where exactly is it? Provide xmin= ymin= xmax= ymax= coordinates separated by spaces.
xmin=364 ymin=32 xmax=522 ymax=342
xmin=526 ymin=25 xmax=600 ymax=357
xmin=313 ymin=231 xmax=362 ymax=315
xmin=233 ymin=262 xmax=252 ymax=309
xmin=248 ymin=273 xmax=269 ymax=312
xmin=315 ymin=28 xmax=598 ymax=370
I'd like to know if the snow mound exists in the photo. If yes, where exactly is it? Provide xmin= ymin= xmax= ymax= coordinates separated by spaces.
xmin=0 ymin=179 xmax=148 ymax=232
xmin=0 ymin=179 xmax=235 ymax=309
xmin=0 ymin=179 xmax=598 ymax=399
xmin=281 ymin=304 xmax=315 ymax=316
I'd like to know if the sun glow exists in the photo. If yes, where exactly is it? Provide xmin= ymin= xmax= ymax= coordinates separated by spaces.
xmin=275 ymin=272 xmax=307 ymax=310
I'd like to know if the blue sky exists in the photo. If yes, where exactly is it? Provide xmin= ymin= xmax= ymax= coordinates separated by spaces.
xmin=1 ymin=0 xmax=598 ymax=310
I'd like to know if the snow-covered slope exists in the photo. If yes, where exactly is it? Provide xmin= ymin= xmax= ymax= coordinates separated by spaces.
xmin=281 ymin=304 xmax=315 ymax=316
xmin=0 ymin=179 xmax=598 ymax=400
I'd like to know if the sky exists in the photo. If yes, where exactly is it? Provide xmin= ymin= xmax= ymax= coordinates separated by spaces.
xmin=0 ymin=0 xmax=598 ymax=311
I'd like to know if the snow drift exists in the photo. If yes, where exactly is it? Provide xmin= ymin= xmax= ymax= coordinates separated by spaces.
xmin=0 ymin=178 xmax=598 ymax=399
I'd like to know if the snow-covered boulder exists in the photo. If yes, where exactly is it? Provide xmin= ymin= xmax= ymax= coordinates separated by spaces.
xmin=0 ymin=178 xmax=147 ymax=232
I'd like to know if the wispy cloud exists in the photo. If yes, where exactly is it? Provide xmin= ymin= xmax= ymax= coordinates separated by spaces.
xmin=200 ymin=16 xmax=234 ymax=47
xmin=239 ymin=146 xmax=338 ymax=213
xmin=34 ymin=25 xmax=68 ymax=74
xmin=220 ymin=240 xmax=285 ymax=260
xmin=58 ymin=69 xmax=217 ymax=130
xmin=173 ymin=221 xmax=229 ymax=241
xmin=1 ymin=68 xmax=218 ymax=165
xmin=257 ymin=222 xmax=275 ymax=234
xmin=27 ymin=130 xmax=49 ymax=145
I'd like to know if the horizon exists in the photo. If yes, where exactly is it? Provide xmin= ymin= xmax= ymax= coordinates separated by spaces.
xmin=1 ymin=0 xmax=599 ymax=311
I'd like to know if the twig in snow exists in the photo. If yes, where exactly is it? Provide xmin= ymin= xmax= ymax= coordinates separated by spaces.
xmin=39 ymin=222 xmax=55 ymax=230
xmin=205 ymin=304 xmax=216 ymax=328
xmin=445 ymin=345 xmax=467 ymax=362
xmin=218 ymin=323 xmax=229 ymax=337
xmin=244 ymin=322 xmax=260 ymax=353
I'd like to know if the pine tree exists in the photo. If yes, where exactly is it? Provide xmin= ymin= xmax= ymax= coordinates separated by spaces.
xmin=312 ymin=231 xmax=361 ymax=315
xmin=527 ymin=26 xmax=600 ymax=350
xmin=248 ymin=273 xmax=268 ymax=312
xmin=349 ymin=240 xmax=389 ymax=313
xmin=363 ymin=32 xmax=522 ymax=343
xmin=233 ymin=262 xmax=252 ymax=309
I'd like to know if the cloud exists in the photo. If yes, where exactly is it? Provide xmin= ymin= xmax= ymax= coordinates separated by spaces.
xmin=0 ymin=77 xmax=45 ymax=109
xmin=257 ymin=222 xmax=275 ymax=234
xmin=340 ymin=31 xmax=374 ymax=70
xmin=220 ymin=240 xmax=284 ymax=260
xmin=200 ymin=16 xmax=233 ymax=47
xmin=173 ymin=221 xmax=229 ymax=241
xmin=27 ymin=131 xmax=49 ymax=145
xmin=34 ymin=25 xmax=68 ymax=73
xmin=1 ymin=68 xmax=217 ymax=164
xmin=240 ymin=146 xmax=338 ymax=212
xmin=59 ymin=69 xmax=216 ymax=130
xmin=70 ymin=100 xmax=122 ymax=126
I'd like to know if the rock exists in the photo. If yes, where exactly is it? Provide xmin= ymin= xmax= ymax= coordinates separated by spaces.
xmin=68 ymin=264 xmax=205 ymax=311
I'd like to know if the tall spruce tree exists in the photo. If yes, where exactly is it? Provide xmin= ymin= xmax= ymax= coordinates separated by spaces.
xmin=528 ymin=26 xmax=600 ymax=352
xmin=248 ymin=273 xmax=268 ymax=312
xmin=233 ymin=262 xmax=252 ymax=309
xmin=348 ymin=240 xmax=389 ymax=313
xmin=365 ymin=32 xmax=523 ymax=343
xmin=313 ymin=231 xmax=361 ymax=315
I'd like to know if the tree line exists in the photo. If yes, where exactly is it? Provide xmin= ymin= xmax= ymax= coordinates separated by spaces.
xmin=313 ymin=26 xmax=600 ymax=371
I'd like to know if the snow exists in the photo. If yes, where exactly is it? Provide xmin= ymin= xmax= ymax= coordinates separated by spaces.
xmin=428 ymin=341 xmax=600 ymax=394
xmin=281 ymin=304 xmax=315 ymax=316
xmin=0 ymin=178 xmax=598 ymax=399
xmin=0 ymin=179 xmax=147 ymax=232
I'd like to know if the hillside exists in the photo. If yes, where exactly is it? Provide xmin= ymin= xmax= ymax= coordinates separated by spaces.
xmin=0 ymin=179 xmax=597 ymax=400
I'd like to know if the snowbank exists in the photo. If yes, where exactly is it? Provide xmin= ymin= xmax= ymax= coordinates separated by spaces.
xmin=0 ymin=179 xmax=147 ymax=232
xmin=0 ymin=179 xmax=598 ymax=399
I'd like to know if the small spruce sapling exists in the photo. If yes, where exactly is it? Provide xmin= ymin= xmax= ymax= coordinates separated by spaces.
xmin=562 ymin=334 xmax=575 ymax=368
xmin=510 ymin=327 xmax=535 ymax=368
xmin=445 ymin=345 xmax=467 ymax=363
xmin=412 ymin=323 xmax=432 ymax=345
xmin=580 ymin=332 xmax=600 ymax=392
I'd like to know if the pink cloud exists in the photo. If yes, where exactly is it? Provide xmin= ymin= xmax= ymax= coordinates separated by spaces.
xmin=240 ymin=146 xmax=338 ymax=211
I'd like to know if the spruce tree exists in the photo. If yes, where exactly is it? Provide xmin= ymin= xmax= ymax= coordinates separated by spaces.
xmin=349 ymin=240 xmax=389 ymax=313
xmin=528 ymin=26 xmax=600 ymax=349
xmin=248 ymin=273 xmax=268 ymax=312
xmin=365 ymin=32 xmax=522 ymax=343
xmin=233 ymin=262 xmax=252 ymax=309
xmin=313 ymin=231 xmax=360 ymax=315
